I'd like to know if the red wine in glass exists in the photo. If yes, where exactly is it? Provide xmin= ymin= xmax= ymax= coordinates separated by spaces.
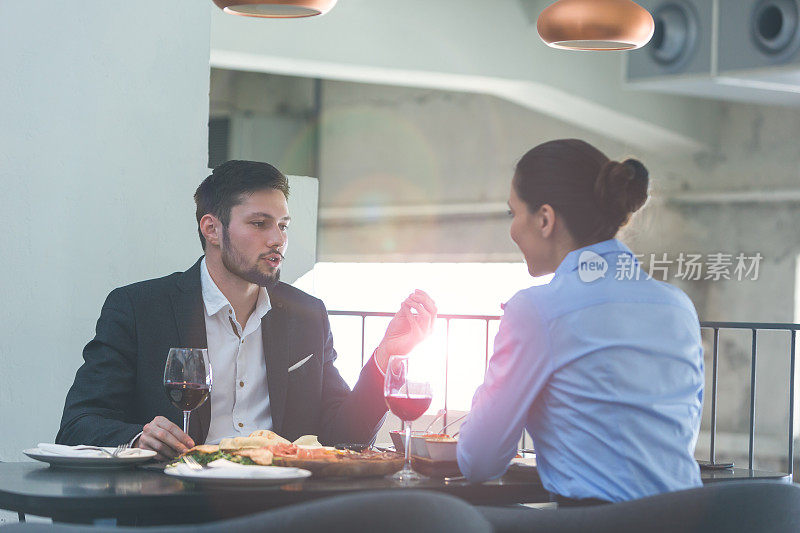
xmin=384 ymin=355 xmax=433 ymax=483
xmin=163 ymin=348 xmax=212 ymax=434
xmin=385 ymin=394 xmax=432 ymax=421
xmin=164 ymin=382 xmax=210 ymax=411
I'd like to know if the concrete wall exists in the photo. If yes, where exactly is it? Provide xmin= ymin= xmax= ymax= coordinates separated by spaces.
xmin=209 ymin=70 xmax=320 ymax=283
xmin=317 ymin=80 xmax=637 ymax=261
xmin=0 ymin=1 xmax=211 ymax=462
xmin=631 ymin=103 xmax=800 ymax=470
xmin=211 ymin=69 xmax=317 ymax=177
xmin=209 ymin=0 xmax=720 ymax=152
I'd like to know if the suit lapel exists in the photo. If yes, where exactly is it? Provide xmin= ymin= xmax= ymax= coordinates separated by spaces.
xmin=264 ymin=289 xmax=290 ymax=434
xmin=170 ymin=258 xmax=210 ymax=444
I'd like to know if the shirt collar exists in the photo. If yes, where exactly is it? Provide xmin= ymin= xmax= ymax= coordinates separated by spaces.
xmin=554 ymin=238 xmax=635 ymax=276
xmin=200 ymin=257 xmax=272 ymax=319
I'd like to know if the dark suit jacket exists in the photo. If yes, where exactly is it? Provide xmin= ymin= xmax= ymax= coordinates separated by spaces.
xmin=56 ymin=258 xmax=388 ymax=446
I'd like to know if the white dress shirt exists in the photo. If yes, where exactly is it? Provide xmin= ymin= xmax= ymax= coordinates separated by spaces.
xmin=201 ymin=258 xmax=273 ymax=444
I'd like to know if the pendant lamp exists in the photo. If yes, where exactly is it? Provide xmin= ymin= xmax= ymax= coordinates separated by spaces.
xmin=537 ymin=0 xmax=655 ymax=51
xmin=212 ymin=0 xmax=337 ymax=18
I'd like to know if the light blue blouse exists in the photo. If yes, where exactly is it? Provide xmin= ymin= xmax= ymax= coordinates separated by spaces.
xmin=457 ymin=239 xmax=704 ymax=502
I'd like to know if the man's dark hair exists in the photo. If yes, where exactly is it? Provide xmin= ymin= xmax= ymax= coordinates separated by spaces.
xmin=194 ymin=160 xmax=290 ymax=250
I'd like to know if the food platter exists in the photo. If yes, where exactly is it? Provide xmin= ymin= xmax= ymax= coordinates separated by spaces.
xmin=272 ymin=450 xmax=403 ymax=478
xmin=171 ymin=430 xmax=404 ymax=478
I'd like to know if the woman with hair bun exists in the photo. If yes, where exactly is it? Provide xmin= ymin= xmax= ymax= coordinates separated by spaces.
xmin=457 ymin=139 xmax=704 ymax=504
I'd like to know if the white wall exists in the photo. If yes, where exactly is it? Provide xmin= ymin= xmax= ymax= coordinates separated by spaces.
xmin=283 ymin=176 xmax=319 ymax=284
xmin=0 ymin=1 xmax=211 ymax=461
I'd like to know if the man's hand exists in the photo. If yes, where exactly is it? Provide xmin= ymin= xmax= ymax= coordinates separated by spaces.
xmin=135 ymin=416 xmax=195 ymax=461
xmin=375 ymin=290 xmax=438 ymax=372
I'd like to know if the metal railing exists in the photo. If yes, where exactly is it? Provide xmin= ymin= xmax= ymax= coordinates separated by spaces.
xmin=702 ymin=322 xmax=799 ymax=475
xmin=328 ymin=310 xmax=501 ymax=429
xmin=330 ymin=311 xmax=799 ymax=475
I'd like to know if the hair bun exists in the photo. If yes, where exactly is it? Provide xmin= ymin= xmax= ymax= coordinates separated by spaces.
xmin=593 ymin=158 xmax=649 ymax=230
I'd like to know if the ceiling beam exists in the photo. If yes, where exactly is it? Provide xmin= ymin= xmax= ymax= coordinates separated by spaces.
xmin=210 ymin=0 xmax=717 ymax=154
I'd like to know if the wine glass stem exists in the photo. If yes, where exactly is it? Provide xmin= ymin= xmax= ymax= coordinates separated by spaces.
xmin=403 ymin=420 xmax=412 ymax=472
xmin=183 ymin=411 xmax=190 ymax=435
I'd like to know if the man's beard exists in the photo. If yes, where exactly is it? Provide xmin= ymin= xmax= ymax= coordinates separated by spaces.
xmin=220 ymin=226 xmax=281 ymax=288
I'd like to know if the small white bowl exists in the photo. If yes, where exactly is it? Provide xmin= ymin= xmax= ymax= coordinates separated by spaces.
xmin=390 ymin=430 xmax=426 ymax=454
xmin=410 ymin=434 xmax=432 ymax=458
xmin=389 ymin=430 xmax=404 ymax=453
xmin=424 ymin=437 xmax=457 ymax=462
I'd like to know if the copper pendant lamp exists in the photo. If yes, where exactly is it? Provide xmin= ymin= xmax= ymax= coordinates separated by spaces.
xmin=537 ymin=0 xmax=655 ymax=51
xmin=212 ymin=0 xmax=338 ymax=18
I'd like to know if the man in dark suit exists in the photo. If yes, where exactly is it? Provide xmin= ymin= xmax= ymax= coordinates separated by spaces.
xmin=57 ymin=161 xmax=437 ymax=460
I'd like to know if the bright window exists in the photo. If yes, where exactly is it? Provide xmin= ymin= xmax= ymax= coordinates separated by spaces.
xmin=293 ymin=263 xmax=552 ymax=411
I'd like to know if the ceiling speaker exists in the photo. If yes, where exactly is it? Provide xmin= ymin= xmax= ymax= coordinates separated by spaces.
xmin=627 ymin=0 xmax=712 ymax=79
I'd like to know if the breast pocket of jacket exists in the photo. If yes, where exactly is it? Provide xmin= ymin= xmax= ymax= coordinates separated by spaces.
xmin=287 ymin=353 xmax=318 ymax=380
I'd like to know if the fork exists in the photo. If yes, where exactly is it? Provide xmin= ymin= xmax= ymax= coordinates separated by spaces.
xmin=440 ymin=413 xmax=468 ymax=434
xmin=423 ymin=409 xmax=447 ymax=433
xmin=182 ymin=455 xmax=203 ymax=470
xmin=71 ymin=445 xmax=117 ymax=458
xmin=112 ymin=443 xmax=131 ymax=457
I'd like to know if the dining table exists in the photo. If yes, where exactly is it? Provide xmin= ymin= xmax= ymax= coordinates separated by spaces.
xmin=0 ymin=461 xmax=792 ymax=526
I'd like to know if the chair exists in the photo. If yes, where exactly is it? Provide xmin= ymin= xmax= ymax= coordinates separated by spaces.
xmin=1 ymin=489 xmax=493 ymax=533
xmin=478 ymin=481 xmax=800 ymax=533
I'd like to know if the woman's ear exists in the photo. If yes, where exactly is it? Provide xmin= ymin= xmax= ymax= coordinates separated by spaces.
xmin=538 ymin=204 xmax=556 ymax=239
xmin=199 ymin=214 xmax=222 ymax=248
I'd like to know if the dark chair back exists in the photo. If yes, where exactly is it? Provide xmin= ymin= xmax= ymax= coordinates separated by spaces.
xmin=1 ymin=489 xmax=493 ymax=533
xmin=480 ymin=481 xmax=800 ymax=533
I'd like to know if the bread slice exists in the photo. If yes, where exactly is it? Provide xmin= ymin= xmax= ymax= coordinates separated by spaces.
xmin=232 ymin=448 xmax=274 ymax=466
xmin=292 ymin=435 xmax=322 ymax=447
xmin=188 ymin=444 xmax=220 ymax=454
xmin=248 ymin=430 xmax=292 ymax=446
xmin=219 ymin=436 xmax=270 ymax=451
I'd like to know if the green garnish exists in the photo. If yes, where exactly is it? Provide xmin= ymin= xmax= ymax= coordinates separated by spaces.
xmin=168 ymin=450 xmax=257 ymax=468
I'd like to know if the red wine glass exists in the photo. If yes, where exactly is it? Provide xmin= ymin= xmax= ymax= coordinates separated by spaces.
xmin=384 ymin=355 xmax=432 ymax=483
xmin=163 ymin=348 xmax=212 ymax=435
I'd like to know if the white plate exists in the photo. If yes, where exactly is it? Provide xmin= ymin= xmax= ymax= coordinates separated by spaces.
xmin=164 ymin=463 xmax=312 ymax=487
xmin=511 ymin=456 xmax=537 ymax=468
xmin=23 ymin=447 xmax=157 ymax=468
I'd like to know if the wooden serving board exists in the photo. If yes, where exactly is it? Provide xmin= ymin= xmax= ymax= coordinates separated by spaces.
xmin=272 ymin=451 xmax=403 ymax=478
xmin=411 ymin=456 xmax=461 ymax=478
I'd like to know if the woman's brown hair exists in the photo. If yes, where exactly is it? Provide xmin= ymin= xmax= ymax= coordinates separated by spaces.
xmin=513 ymin=139 xmax=649 ymax=246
